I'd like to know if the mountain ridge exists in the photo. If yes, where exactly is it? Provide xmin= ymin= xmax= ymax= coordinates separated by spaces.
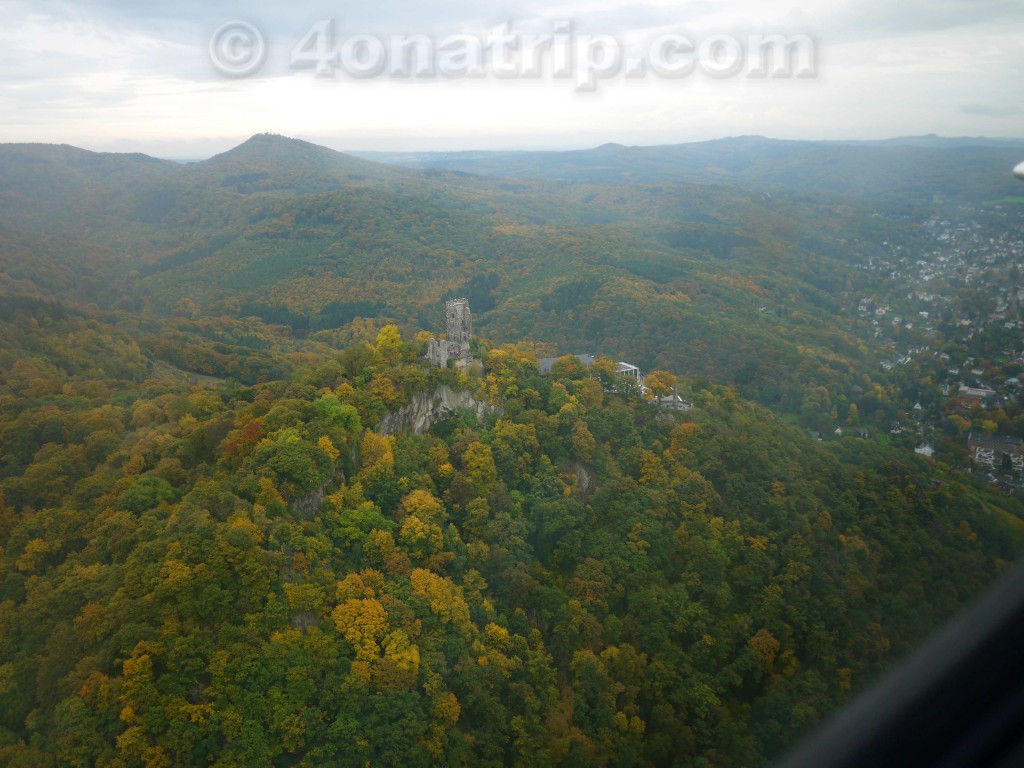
xmin=351 ymin=134 xmax=1024 ymax=200
xmin=0 ymin=131 xmax=1017 ymax=413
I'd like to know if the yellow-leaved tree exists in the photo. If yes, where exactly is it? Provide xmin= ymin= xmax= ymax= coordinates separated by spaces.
xmin=332 ymin=598 xmax=389 ymax=660
xmin=644 ymin=369 xmax=677 ymax=399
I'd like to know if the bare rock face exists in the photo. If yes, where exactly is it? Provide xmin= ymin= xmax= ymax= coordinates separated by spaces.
xmin=376 ymin=385 xmax=501 ymax=436
xmin=570 ymin=462 xmax=597 ymax=500
xmin=293 ymin=479 xmax=331 ymax=520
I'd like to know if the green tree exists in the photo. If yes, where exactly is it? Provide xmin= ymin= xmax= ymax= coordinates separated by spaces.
xmin=117 ymin=476 xmax=178 ymax=513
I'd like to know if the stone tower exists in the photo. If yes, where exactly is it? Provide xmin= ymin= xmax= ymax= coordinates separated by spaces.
xmin=427 ymin=298 xmax=473 ymax=367
xmin=445 ymin=298 xmax=472 ymax=358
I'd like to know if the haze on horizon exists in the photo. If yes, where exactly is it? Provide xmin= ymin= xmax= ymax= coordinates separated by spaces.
xmin=1 ymin=0 xmax=1023 ymax=158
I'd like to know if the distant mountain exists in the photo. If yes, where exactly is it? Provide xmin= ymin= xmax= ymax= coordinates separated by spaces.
xmin=0 ymin=135 xmax=434 ymax=296
xmin=0 ymin=143 xmax=182 ymax=225
xmin=197 ymin=133 xmax=413 ymax=194
xmin=354 ymin=135 xmax=1024 ymax=202
xmin=0 ymin=132 xmax=1015 ymax=412
xmin=0 ymin=135 xmax=416 ymax=228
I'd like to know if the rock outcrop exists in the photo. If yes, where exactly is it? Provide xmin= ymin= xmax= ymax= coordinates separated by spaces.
xmin=376 ymin=385 xmax=501 ymax=436
xmin=293 ymin=479 xmax=332 ymax=520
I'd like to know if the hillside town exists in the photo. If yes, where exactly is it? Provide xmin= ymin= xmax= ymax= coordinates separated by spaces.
xmin=852 ymin=206 xmax=1024 ymax=491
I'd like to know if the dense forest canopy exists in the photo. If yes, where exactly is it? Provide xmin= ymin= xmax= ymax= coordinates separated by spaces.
xmin=1 ymin=134 xmax=1023 ymax=766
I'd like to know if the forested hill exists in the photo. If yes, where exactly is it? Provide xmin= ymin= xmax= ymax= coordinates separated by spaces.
xmin=0 ymin=133 xmax=911 ymax=415
xmin=355 ymin=135 xmax=1024 ymax=202
xmin=2 ymin=131 xmax=1024 ymax=765
xmin=1 ymin=325 xmax=1022 ymax=766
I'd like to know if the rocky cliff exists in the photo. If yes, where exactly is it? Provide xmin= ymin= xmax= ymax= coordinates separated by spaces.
xmin=376 ymin=385 xmax=501 ymax=436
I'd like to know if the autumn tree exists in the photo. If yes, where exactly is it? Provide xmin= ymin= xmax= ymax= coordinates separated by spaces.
xmin=645 ymin=369 xmax=677 ymax=399
xmin=374 ymin=325 xmax=403 ymax=364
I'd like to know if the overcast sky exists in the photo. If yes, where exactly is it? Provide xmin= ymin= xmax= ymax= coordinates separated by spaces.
xmin=1 ymin=0 xmax=1022 ymax=156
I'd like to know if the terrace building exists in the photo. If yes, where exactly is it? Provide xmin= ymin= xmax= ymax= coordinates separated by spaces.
xmin=968 ymin=433 xmax=1024 ymax=473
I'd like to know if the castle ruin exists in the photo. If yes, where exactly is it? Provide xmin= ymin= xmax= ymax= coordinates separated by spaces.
xmin=427 ymin=298 xmax=473 ymax=367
